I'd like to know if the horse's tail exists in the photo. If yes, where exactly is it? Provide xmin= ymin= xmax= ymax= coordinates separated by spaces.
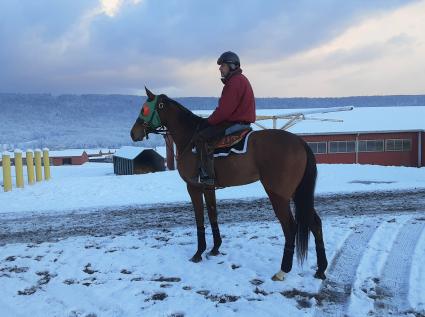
xmin=293 ymin=142 xmax=317 ymax=265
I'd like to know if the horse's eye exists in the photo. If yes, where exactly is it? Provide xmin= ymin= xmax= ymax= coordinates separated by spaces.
xmin=142 ymin=104 xmax=150 ymax=116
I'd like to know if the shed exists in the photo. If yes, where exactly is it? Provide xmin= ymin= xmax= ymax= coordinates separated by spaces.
xmin=113 ymin=146 xmax=165 ymax=175
xmin=49 ymin=149 xmax=89 ymax=166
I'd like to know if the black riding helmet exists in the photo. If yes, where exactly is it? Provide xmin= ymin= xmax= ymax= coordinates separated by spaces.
xmin=217 ymin=51 xmax=240 ymax=70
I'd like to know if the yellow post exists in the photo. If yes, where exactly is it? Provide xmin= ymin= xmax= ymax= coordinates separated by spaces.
xmin=14 ymin=150 xmax=24 ymax=188
xmin=34 ymin=149 xmax=42 ymax=182
xmin=2 ymin=152 xmax=12 ymax=192
xmin=43 ymin=148 xmax=50 ymax=180
xmin=26 ymin=150 xmax=35 ymax=185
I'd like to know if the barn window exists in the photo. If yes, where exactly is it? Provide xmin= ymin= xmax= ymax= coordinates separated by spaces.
xmin=328 ymin=141 xmax=356 ymax=153
xmin=358 ymin=140 xmax=384 ymax=152
xmin=385 ymin=139 xmax=412 ymax=152
xmin=307 ymin=142 xmax=327 ymax=154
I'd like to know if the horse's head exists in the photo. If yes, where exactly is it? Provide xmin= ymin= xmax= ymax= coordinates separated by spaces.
xmin=131 ymin=87 xmax=167 ymax=142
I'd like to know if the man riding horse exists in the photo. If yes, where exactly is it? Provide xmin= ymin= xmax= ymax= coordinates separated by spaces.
xmin=130 ymin=56 xmax=328 ymax=280
xmin=195 ymin=51 xmax=256 ymax=185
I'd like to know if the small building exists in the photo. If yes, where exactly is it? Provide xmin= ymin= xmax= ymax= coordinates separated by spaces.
xmin=113 ymin=146 xmax=165 ymax=175
xmin=49 ymin=150 xmax=89 ymax=166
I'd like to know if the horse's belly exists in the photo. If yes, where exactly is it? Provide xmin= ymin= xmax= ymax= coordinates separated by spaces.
xmin=215 ymin=155 xmax=259 ymax=187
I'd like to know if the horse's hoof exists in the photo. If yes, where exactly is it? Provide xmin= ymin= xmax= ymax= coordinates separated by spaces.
xmin=271 ymin=270 xmax=285 ymax=281
xmin=207 ymin=249 xmax=220 ymax=256
xmin=190 ymin=254 xmax=202 ymax=263
xmin=314 ymin=271 xmax=326 ymax=280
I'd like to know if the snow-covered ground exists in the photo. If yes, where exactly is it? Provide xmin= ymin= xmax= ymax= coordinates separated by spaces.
xmin=1 ymin=158 xmax=425 ymax=316
xmin=0 ymin=212 xmax=424 ymax=317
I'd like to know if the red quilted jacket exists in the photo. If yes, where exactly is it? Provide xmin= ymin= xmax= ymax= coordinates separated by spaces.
xmin=207 ymin=69 xmax=256 ymax=125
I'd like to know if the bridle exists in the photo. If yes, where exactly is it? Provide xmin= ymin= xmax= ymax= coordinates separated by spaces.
xmin=136 ymin=96 xmax=167 ymax=139
xmin=136 ymin=96 xmax=201 ymax=160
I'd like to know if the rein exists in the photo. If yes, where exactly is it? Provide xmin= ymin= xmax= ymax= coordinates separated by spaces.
xmin=174 ymin=121 xmax=202 ymax=161
xmin=139 ymin=95 xmax=203 ymax=160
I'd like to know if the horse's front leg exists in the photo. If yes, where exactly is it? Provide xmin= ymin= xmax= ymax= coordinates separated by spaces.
xmin=204 ymin=189 xmax=222 ymax=256
xmin=187 ymin=184 xmax=206 ymax=263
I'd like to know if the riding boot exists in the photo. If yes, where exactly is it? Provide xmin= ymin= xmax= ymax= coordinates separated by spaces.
xmin=197 ymin=141 xmax=215 ymax=186
xmin=203 ymin=145 xmax=215 ymax=185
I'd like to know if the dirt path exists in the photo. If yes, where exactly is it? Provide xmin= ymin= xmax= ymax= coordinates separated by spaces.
xmin=0 ymin=189 xmax=424 ymax=245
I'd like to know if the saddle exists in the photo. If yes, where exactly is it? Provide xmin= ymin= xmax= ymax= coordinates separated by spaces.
xmin=211 ymin=128 xmax=253 ymax=157
xmin=214 ymin=128 xmax=251 ymax=149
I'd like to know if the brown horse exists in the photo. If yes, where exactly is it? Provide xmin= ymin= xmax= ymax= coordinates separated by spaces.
xmin=131 ymin=87 xmax=328 ymax=281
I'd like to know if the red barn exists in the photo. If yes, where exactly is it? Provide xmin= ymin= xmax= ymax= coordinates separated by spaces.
xmin=49 ymin=150 xmax=89 ymax=166
xmin=301 ymin=130 xmax=424 ymax=167
xmin=248 ymin=106 xmax=424 ymax=168
xmin=184 ymin=106 xmax=425 ymax=169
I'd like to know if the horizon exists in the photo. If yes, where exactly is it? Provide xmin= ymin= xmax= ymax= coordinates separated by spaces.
xmin=1 ymin=92 xmax=425 ymax=99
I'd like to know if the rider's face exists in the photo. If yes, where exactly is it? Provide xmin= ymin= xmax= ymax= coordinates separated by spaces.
xmin=219 ymin=63 xmax=230 ymax=78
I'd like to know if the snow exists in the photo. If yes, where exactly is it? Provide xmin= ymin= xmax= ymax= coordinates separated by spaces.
xmin=114 ymin=146 xmax=151 ymax=160
xmin=1 ymin=156 xmax=425 ymax=215
xmin=410 ymin=227 xmax=425 ymax=312
xmin=48 ymin=149 xmax=87 ymax=158
xmin=0 ymin=213 xmax=423 ymax=317
xmin=196 ymin=106 xmax=425 ymax=134
xmin=348 ymin=216 xmax=411 ymax=316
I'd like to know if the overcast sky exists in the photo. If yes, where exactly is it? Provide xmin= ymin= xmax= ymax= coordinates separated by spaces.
xmin=0 ymin=0 xmax=424 ymax=97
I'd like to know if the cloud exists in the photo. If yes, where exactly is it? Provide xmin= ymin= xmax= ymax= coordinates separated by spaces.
xmin=0 ymin=0 xmax=422 ymax=96
xmin=246 ymin=0 xmax=425 ymax=97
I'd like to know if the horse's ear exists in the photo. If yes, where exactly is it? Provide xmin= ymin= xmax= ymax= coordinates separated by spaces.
xmin=145 ymin=86 xmax=155 ymax=101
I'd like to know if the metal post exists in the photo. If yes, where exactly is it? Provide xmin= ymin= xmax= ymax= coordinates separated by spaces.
xmin=43 ymin=148 xmax=51 ymax=180
xmin=14 ymin=150 xmax=24 ymax=188
xmin=418 ymin=130 xmax=422 ymax=168
xmin=34 ymin=149 xmax=42 ymax=182
xmin=2 ymin=152 xmax=12 ymax=192
xmin=26 ymin=150 xmax=35 ymax=185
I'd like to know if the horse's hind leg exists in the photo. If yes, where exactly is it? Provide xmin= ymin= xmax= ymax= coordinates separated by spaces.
xmin=309 ymin=210 xmax=327 ymax=279
xmin=204 ymin=189 xmax=222 ymax=256
xmin=265 ymin=189 xmax=296 ymax=281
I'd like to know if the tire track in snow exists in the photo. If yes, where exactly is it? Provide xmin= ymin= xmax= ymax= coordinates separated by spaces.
xmin=314 ymin=222 xmax=380 ymax=317
xmin=373 ymin=219 xmax=425 ymax=316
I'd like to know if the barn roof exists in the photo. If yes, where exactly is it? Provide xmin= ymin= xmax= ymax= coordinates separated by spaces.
xmin=195 ymin=105 xmax=425 ymax=134
xmin=114 ymin=146 xmax=152 ymax=160
xmin=49 ymin=149 xmax=87 ymax=157
xmin=284 ymin=106 xmax=425 ymax=134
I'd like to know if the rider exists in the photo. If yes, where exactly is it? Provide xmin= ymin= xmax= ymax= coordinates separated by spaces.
xmin=195 ymin=51 xmax=256 ymax=185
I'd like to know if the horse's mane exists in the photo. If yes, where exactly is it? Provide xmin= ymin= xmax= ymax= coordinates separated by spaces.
xmin=163 ymin=95 xmax=206 ymax=129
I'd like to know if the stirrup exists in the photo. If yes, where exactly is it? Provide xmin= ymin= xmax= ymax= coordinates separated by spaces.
xmin=200 ymin=176 xmax=215 ymax=186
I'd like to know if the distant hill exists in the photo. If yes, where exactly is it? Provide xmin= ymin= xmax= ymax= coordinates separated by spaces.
xmin=1 ymin=93 xmax=424 ymax=150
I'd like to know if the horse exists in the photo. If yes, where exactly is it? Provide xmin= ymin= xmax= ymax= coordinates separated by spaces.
xmin=130 ymin=87 xmax=328 ymax=281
